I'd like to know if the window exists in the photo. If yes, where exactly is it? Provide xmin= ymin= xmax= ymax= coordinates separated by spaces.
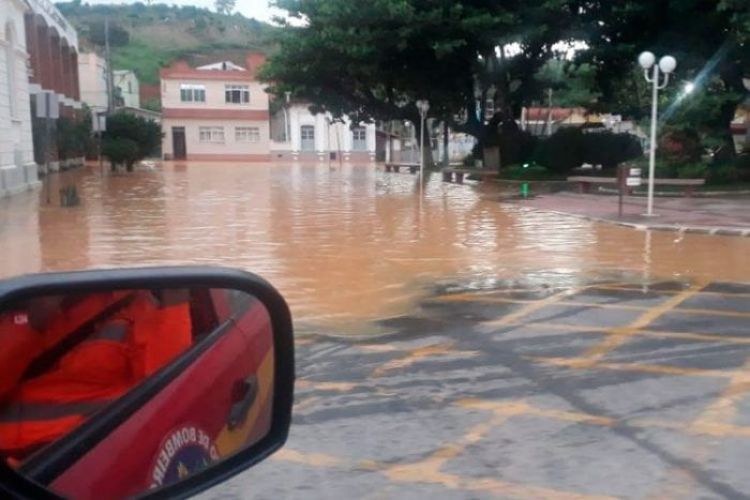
xmin=225 ymin=85 xmax=250 ymax=104
xmin=236 ymin=127 xmax=260 ymax=143
xmin=300 ymin=125 xmax=315 ymax=151
xmin=352 ymin=127 xmax=367 ymax=151
xmin=199 ymin=126 xmax=225 ymax=143
xmin=180 ymin=84 xmax=206 ymax=103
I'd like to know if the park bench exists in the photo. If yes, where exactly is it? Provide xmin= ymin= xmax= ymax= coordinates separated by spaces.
xmin=567 ymin=176 xmax=705 ymax=196
xmin=442 ymin=167 xmax=499 ymax=184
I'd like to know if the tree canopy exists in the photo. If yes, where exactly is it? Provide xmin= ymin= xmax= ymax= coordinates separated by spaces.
xmin=262 ymin=0 xmax=749 ymax=165
xmin=262 ymin=0 xmax=579 ymax=164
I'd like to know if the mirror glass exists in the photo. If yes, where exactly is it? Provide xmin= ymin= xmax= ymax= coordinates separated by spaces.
xmin=0 ymin=287 xmax=274 ymax=499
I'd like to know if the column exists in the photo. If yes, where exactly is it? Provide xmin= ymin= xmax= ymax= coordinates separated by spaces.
xmin=37 ymin=23 xmax=51 ymax=91
xmin=24 ymin=14 xmax=40 ymax=87
xmin=70 ymin=50 xmax=79 ymax=101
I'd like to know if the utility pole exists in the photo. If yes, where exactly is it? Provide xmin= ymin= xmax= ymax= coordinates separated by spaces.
xmin=442 ymin=122 xmax=449 ymax=167
xmin=545 ymin=88 xmax=553 ymax=136
xmin=105 ymin=17 xmax=114 ymax=113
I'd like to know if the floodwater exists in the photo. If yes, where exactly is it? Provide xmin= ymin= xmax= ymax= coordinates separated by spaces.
xmin=1 ymin=162 xmax=749 ymax=335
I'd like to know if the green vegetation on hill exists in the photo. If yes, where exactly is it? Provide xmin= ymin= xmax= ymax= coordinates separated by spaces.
xmin=56 ymin=2 xmax=276 ymax=85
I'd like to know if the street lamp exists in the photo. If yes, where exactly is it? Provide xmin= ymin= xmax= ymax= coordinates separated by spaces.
xmin=416 ymin=99 xmax=430 ymax=184
xmin=283 ymin=91 xmax=291 ymax=143
xmin=639 ymin=51 xmax=677 ymax=216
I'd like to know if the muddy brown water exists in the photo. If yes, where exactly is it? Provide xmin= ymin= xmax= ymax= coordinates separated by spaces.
xmin=1 ymin=162 xmax=748 ymax=335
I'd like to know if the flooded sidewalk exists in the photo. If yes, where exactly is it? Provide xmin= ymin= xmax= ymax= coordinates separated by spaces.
xmin=0 ymin=162 xmax=749 ymax=335
xmin=515 ymin=192 xmax=750 ymax=236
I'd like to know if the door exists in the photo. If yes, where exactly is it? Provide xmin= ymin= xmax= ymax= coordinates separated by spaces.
xmin=300 ymin=125 xmax=315 ymax=152
xmin=172 ymin=127 xmax=186 ymax=160
xmin=352 ymin=127 xmax=367 ymax=151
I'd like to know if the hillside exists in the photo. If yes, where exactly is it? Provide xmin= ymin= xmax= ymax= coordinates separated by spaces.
xmin=56 ymin=2 xmax=277 ymax=89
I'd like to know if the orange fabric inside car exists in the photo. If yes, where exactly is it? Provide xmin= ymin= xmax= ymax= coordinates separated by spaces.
xmin=0 ymin=291 xmax=193 ymax=458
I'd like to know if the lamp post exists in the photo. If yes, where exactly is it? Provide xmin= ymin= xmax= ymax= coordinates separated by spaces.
xmin=416 ymin=99 xmax=430 ymax=183
xmin=284 ymin=91 xmax=291 ymax=143
xmin=638 ymin=51 xmax=676 ymax=217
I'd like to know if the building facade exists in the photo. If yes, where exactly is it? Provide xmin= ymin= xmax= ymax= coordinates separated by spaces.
xmin=161 ymin=55 xmax=270 ymax=161
xmin=114 ymin=69 xmax=139 ymax=108
xmin=270 ymin=103 xmax=377 ymax=163
xmin=24 ymin=0 xmax=83 ymax=173
xmin=77 ymin=51 xmax=107 ymax=112
xmin=0 ymin=0 xmax=38 ymax=197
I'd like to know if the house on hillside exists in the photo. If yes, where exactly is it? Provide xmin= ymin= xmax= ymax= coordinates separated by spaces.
xmin=269 ymin=102 xmax=376 ymax=163
xmin=114 ymin=69 xmax=139 ymax=108
xmin=160 ymin=54 xmax=270 ymax=161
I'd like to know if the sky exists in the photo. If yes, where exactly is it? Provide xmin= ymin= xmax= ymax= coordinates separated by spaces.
xmin=84 ymin=0 xmax=287 ymax=24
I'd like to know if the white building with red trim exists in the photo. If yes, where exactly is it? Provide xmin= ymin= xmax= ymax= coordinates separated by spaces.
xmin=160 ymin=54 xmax=270 ymax=162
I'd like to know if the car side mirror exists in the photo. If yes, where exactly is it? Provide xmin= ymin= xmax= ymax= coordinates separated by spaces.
xmin=0 ymin=267 xmax=294 ymax=500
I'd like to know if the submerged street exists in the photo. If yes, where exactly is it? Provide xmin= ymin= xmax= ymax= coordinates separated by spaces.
xmin=2 ymin=163 xmax=750 ymax=498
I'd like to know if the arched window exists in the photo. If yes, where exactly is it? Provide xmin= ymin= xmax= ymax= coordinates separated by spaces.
xmin=5 ymin=21 xmax=18 ymax=118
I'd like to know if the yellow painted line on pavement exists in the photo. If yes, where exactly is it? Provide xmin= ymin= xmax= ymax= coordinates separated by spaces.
xmin=293 ymin=396 xmax=321 ymax=412
xmin=272 ymin=449 xmax=343 ymax=467
xmin=650 ymin=356 xmax=750 ymax=498
xmin=372 ymin=342 xmax=479 ymax=377
xmin=527 ymin=321 xmax=750 ymax=346
xmin=480 ymin=288 xmax=578 ymax=329
xmin=592 ymin=284 xmax=750 ymax=300
xmin=296 ymin=379 xmax=359 ymax=392
xmin=529 ymin=356 xmax=732 ymax=378
xmin=457 ymin=399 xmax=617 ymax=427
xmin=577 ymin=283 xmax=706 ymax=364
xmin=378 ymin=402 xmax=615 ymax=499
xmin=357 ymin=344 xmax=400 ymax=352
xmin=457 ymin=398 xmax=750 ymax=439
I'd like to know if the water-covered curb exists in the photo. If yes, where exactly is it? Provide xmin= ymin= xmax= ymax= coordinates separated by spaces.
xmin=525 ymin=207 xmax=750 ymax=238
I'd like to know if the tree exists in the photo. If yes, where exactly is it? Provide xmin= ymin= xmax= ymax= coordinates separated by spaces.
xmin=574 ymin=0 xmax=750 ymax=160
xmin=87 ymin=20 xmax=130 ymax=47
xmin=102 ymin=112 xmax=162 ymax=171
xmin=215 ymin=0 xmax=236 ymax=15
xmin=534 ymin=60 xmax=601 ymax=108
xmin=261 ymin=0 xmax=579 ymax=169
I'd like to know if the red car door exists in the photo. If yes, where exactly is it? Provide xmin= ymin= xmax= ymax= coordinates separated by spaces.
xmin=48 ymin=294 xmax=274 ymax=500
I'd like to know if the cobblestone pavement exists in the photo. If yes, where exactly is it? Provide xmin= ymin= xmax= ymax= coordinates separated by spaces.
xmin=205 ymin=279 xmax=750 ymax=499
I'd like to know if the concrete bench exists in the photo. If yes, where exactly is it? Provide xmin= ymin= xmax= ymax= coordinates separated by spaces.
xmin=567 ymin=176 xmax=705 ymax=196
xmin=442 ymin=168 xmax=499 ymax=184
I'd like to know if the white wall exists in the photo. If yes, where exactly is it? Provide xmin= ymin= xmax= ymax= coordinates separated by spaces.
xmin=162 ymin=118 xmax=270 ymax=158
xmin=0 ymin=0 xmax=39 ymax=197
xmin=114 ymin=70 xmax=139 ymax=108
xmin=162 ymin=78 xmax=269 ymax=111
xmin=78 ymin=52 xmax=108 ymax=111
xmin=286 ymin=103 xmax=376 ymax=155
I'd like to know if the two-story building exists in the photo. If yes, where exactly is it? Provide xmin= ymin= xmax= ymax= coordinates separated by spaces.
xmin=160 ymin=54 xmax=270 ymax=161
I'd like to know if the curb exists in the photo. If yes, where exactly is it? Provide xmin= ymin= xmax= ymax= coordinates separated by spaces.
xmin=597 ymin=186 xmax=750 ymax=198
xmin=515 ymin=207 xmax=750 ymax=238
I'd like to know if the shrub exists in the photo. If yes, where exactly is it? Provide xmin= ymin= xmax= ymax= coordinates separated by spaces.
xmin=102 ymin=138 xmax=141 ymax=171
xmin=658 ymin=127 xmax=702 ymax=164
xmin=675 ymin=162 xmax=708 ymax=179
xmin=706 ymin=164 xmax=740 ymax=185
xmin=499 ymin=129 xmax=537 ymax=168
xmin=533 ymin=127 xmax=584 ymax=173
xmin=102 ymin=112 xmax=162 ymax=171
xmin=582 ymin=131 xmax=643 ymax=169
